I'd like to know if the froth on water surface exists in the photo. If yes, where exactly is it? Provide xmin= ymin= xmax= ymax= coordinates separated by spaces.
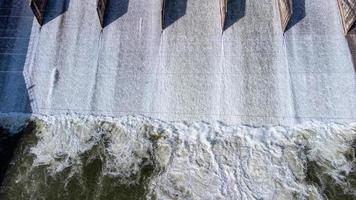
xmin=0 ymin=115 xmax=355 ymax=199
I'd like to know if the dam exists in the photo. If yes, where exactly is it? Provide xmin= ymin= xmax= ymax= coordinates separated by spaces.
xmin=0 ymin=0 xmax=354 ymax=125
xmin=0 ymin=0 xmax=356 ymax=199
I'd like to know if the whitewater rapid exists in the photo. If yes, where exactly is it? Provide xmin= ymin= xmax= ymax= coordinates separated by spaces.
xmin=0 ymin=114 xmax=355 ymax=199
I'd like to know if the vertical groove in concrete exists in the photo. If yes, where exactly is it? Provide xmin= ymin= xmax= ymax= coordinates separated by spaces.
xmin=161 ymin=0 xmax=166 ymax=30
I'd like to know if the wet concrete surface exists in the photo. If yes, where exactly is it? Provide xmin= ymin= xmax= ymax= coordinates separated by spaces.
xmin=0 ymin=0 xmax=355 ymax=125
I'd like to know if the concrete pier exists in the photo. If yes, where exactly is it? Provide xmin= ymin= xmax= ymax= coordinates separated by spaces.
xmin=96 ymin=0 xmax=107 ymax=28
xmin=29 ymin=0 xmax=47 ymax=25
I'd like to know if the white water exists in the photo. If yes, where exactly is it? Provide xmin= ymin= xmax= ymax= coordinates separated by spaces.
xmin=1 ymin=0 xmax=356 ymax=198
xmin=2 ymin=114 xmax=353 ymax=199
xmin=0 ymin=0 xmax=355 ymax=125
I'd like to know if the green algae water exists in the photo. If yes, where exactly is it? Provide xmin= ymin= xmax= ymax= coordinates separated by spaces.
xmin=0 ymin=115 xmax=355 ymax=199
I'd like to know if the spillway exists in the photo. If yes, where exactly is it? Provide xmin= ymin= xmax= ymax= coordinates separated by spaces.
xmin=0 ymin=0 xmax=356 ymax=199
xmin=0 ymin=0 xmax=354 ymax=125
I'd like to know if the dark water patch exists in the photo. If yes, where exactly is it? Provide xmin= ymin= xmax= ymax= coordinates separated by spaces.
xmin=0 ymin=122 xmax=35 ymax=187
xmin=98 ymin=162 xmax=154 ymax=200
xmin=0 ymin=127 xmax=18 ymax=184
xmin=0 ymin=122 xmax=37 ymax=200
xmin=305 ymin=140 xmax=356 ymax=200
xmin=0 ymin=124 xmax=157 ymax=200
xmin=80 ymin=140 xmax=156 ymax=200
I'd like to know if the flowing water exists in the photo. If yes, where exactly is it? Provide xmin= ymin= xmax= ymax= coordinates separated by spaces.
xmin=1 ymin=0 xmax=355 ymax=124
xmin=1 ymin=0 xmax=356 ymax=199
xmin=0 ymin=115 xmax=355 ymax=199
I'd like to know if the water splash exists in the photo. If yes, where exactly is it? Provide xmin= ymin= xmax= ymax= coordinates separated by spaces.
xmin=0 ymin=115 xmax=355 ymax=199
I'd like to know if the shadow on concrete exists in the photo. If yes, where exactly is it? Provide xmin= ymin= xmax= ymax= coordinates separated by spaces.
xmin=162 ymin=0 xmax=188 ymax=30
xmin=103 ymin=0 xmax=129 ymax=27
xmin=224 ymin=0 xmax=246 ymax=31
xmin=0 ymin=0 xmax=34 ymax=188
xmin=0 ymin=0 xmax=26 ymax=9
xmin=0 ymin=0 xmax=32 ymax=113
xmin=43 ymin=0 xmax=70 ymax=25
xmin=346 ymin=25 xmax=356 ymax=72
xmin=285 ymin=0 xmax=305 ymax=32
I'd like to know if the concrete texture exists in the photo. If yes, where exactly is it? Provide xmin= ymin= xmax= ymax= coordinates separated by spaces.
xmin=0 ymin=0 xmax=355 ymax=125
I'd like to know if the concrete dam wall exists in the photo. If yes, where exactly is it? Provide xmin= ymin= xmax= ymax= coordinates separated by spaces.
xmin=1 ymin=1 xmax=356 ymax=199
xmin=0 ymin=0 xmax=356 ymax=125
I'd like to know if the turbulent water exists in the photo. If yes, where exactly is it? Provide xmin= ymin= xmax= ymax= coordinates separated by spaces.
xmin=0 ymin=115 xmax=355 ymax=199
xmin=1 ymin=0 xmax=356 ymax=199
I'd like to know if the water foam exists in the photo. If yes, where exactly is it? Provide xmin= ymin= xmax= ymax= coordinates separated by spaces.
xmin=1 ymin=114 xmax=355 ymax=199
